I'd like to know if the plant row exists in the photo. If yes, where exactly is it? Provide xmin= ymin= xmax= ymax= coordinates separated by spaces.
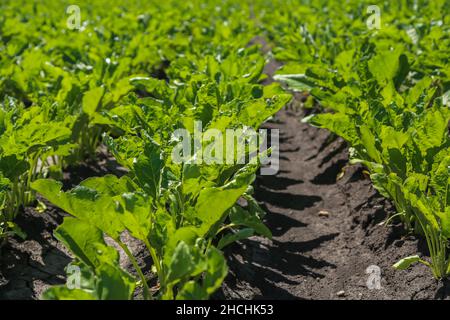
xmin=0 ymin=0 xmax=290 ymax=299
xmin=267 ymin=0 xmax=450 ymax=278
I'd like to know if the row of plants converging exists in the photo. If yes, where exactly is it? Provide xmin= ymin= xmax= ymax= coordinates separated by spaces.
xmin=0 ymin=0 xmax=291 ymax=299
xmin=266 ymin=0 xmax=450 ymax=278
xmin=0 ymin=0 xmax=448 ymax=300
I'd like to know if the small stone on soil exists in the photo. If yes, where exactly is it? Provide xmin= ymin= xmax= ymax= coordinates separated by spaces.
xmin=318 ymin=210 xmax=330 ymax=217
xmin=336 ymin=290 xmax=346 ymax=297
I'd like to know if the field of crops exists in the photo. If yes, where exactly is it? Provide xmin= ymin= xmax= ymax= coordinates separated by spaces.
xmin=0 ymin=0 xmax=448 ymax=301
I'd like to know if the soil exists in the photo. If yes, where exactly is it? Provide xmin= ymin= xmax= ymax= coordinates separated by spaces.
xmin=218 ymin=105 xmax=450 ymax=300
xmin=0 ymin=152 xmax=150 ymax=299
xmin=1 ymin=71 xmax=449 ymax=301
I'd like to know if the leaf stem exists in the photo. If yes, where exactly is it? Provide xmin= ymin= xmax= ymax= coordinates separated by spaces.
xmin=117 ymin=240 xmax=152 ymax=300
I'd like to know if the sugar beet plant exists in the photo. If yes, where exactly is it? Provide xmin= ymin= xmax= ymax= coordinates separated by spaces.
xmin=301 ymin=45 xmax=450 ymax=279
xmin=269 ymin=0 xmax=450 ymax=278
xmin=0 ymin=98 xmax=74 ymax=243
xmin=0 ymin=0 xmax=283 ymax=299
xmin=3 ymin=0 xmax=291 ymax=299
xmin=31 ymin=49 xmax=290 ymax=299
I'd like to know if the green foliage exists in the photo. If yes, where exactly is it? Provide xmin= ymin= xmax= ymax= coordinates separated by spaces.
xmin=0 ymin=100 xmax=73 ymax=239
xmin=270 ymin=0 xmax=450 ymax=278
xmin=2 ymin=0 xmax=448 ymax=299
xmin=0 ymin=0 xmax=288 ymax=299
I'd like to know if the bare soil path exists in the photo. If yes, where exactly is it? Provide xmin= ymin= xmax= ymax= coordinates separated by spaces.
xmin=219 ymin=104 xmax=450 ymax=300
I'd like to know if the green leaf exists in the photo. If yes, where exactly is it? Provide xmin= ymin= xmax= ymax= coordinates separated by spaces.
xmin=379 ymin=126 xmax=409 ymax=151
xmin=133 ymin=141 xmax=164 ymax=198
xmin=359 ymin=125 xmax=381 ymax=163
xmin=96 ymin=263 xmax=136 ymax=300
xmin=82 ymin=87 xmax=105 ymax=117
xmin=166 ymin=241 xmax=206 ymax=285
xmin=176 ymin=281 xmax=208 ymax=300
xmin=229 ymin=206 xmax=271 ymax=238
xmin=54 ymin=217 xmax=119 ymax=269
xmin=304 ymin=113 xmax=359 ymax=146
xmin=430 ymin=156 xmax=450 ymax=207
xmin=415 ymin=109 xmax=450 ymax=152
xmin=80 ymin=175 xmax=135 ymax=196
xmin=217 ymin=228 xmax=254 ymax=249
xmin=393 ymin=255 xmax=421 ymax=270
xmin=0 ymin=155 xmax=29 ymax=180
xmin=203 ymin=247 xmax=228 ymax=295
xmin=42 ymin=287 xmax=96 ymax=300
xmin=438 ymin=207 xmax=450 ymax=239
xmin=273 ymin=73 xmax=313 ymax=91
xmin=368 ymin=48 xmax=402 ymax=86
xmin=0 ymin=122 xmax=71 ymax=157
xmin=116 ymin=192 xmax=152 ymax=241
xmin=195 ymin=165 xmax=256 ymax=236
xmin=175 ymin=247 xmax=227 ymax=299
xmin=32 ymin=179 xmax=125 ymax=240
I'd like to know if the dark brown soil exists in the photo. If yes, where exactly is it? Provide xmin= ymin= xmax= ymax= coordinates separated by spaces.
xmin=0 ymin=152 xmax=143 ymax=300
xmin=218 ymin=106 xmax=450 ymax=300
xmin=0 ymin=202 xmax=69 ymax=299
